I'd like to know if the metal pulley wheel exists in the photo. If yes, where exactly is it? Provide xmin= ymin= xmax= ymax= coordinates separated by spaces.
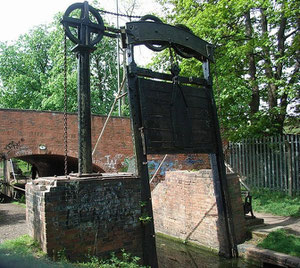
xmin=61 ymin=1 xmax=104 ymax=47
xmin=140 ymin=15 xmax=168 ymax=52
xmin=173 ymin=24 xmax=196 ymax=58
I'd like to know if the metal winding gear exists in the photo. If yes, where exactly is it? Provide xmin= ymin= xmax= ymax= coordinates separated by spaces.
xmin=61 ymin=1 xmax=104 ymax=47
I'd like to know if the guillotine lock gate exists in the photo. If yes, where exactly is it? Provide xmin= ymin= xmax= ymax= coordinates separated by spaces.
xmin=61 ymin=2 xmax=238 ymax=266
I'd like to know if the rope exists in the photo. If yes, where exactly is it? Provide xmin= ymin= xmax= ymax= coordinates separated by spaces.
xmin=92 ymin=77 xmax=126 ymax=156
xmin=63 ymin=31 xmax=68 ymax=177
xmin=96 ymin=8 xmax=142 ymax=19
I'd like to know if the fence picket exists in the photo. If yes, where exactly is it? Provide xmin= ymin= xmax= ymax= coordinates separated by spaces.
xmin=295 ymin=136 xmax=300 ymax=192
xmin=229 ymin=135 xmax=299 ymax=193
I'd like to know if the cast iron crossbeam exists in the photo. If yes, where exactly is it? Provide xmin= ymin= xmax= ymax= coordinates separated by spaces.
xmin=124 ymin=21 xmax=214 ymax=62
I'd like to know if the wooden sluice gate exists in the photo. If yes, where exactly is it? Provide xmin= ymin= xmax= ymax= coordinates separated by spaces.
xmin=0 ymin=159 xmax=27 ymax=200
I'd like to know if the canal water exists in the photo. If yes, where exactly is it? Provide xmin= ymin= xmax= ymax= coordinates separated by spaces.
xmin=156 ymin=235 xmax=261 ymax=268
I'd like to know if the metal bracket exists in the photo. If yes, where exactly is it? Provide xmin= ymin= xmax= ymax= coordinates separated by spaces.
xmin=139 ymin=127 xmax=147 ymax=155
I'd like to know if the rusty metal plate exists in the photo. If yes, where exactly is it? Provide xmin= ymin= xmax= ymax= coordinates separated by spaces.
xmin=138 ymin=78 xmax=217 ymax=154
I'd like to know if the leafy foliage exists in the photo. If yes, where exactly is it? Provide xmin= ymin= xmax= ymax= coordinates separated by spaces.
xmin=156 ymin=0 xmax=299 ymax=140
xmin=0 ymin=235 xmax=145 ymax=267
xmin=81 ymin=251 xmax=145 ymax=268
xmin=258 ymin=229 xmax=300 ymax=257
xmin=0 ymin=14 xmax=118 ymax=115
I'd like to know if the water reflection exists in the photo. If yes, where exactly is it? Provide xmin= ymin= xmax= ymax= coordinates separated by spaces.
xmin=156 ymin=235 xmax=260 ymax=268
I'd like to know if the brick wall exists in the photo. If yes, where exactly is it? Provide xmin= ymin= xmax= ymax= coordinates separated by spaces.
xmin=0 ymin=109 xmax=210 ymax=177
xmin=26 ymin=175 xmax=142 ymax=260
xmin=152 ymin=170 xmax=246 ymax=253
xmin=0 ymin=109 xmax=133 ymax=173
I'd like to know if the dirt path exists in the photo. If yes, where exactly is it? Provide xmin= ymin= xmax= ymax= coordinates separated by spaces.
xmin=254 ymin=211 xmax=300 ymax=236
xmin=0 ymin=203 xmax=28 ymax=244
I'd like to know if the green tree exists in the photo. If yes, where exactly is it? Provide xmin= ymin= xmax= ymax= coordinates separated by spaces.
xmin=0 ymin=14 xmax=118 ymax=115
xmin=157 ymin=0 xmax=299 ymax=140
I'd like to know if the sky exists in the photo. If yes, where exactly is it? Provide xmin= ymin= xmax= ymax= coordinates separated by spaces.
xmin=0 ymin=0 xmax=162 ymax=64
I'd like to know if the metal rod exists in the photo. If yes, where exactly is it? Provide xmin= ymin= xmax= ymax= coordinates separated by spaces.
xmin=116 ymin=0 xmax=121 ymax=116
xmin=149 ymin=154 xmax=168 ymax=184
xmin=224 ymin=162 xmax=251 ymax=192
xmin=116 ymin=92 xmax=128 ymax=100
xmin=92 ymin=77 xmax=126 ymax=156
xmin=10 ymin=184 xmax=25 ymax=192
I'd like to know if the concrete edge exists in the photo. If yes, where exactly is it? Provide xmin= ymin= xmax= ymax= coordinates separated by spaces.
xmin=238 ymin=243 xmax=300 ymax=268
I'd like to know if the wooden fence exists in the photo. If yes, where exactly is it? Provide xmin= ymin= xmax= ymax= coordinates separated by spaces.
xmin=228 ymin=135 xmax=299 ymax=194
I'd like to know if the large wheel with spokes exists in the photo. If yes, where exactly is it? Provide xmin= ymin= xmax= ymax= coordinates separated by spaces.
xmin=62 ymin=2 xmax=104 ymax=46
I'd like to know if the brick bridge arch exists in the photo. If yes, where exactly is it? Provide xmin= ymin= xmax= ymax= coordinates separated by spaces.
xmin=0 ymin=109 xmax=134 ymax=176
xmin=0 ymin=108 xmax=211 ymax=179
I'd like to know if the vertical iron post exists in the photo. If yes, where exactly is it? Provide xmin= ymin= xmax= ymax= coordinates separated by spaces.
xmin=62 ymin=1 xmax=105 ymax=175
xmin=203 ymin=61 xmax=238 ymax=258
xmin=76 ymin=47 xmax=93 ymax=174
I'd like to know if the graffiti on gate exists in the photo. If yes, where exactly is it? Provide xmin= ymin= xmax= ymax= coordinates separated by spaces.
xmin=104 ymin=154 xmax=123 ymax=170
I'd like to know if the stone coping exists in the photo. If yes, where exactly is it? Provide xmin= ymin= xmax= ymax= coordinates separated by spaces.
xmin=27 ymin=173 xmax=139 ymax=185
xmin=238 ymin=243 xmax=300 ymax=268
xmin=0 ymin=108 xmax=130 ymax=119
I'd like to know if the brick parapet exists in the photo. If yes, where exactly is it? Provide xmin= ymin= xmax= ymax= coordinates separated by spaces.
xmin=26 ymin=175 xmax=143 ymax=260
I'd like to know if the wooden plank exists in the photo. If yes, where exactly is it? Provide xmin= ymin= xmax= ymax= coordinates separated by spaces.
xmin=268 ymin=137 xmax=272 ymax=189
xmin=290 ymin=135 xmax=296 ymax=193
xmin=263 ymin=137 xmax=267 ymax=188
xmin=137 ymin=77 xmax=216 ymax=155
xmin=279 ymin=135 xmax=284 ymax=192
xmin=255 ymin=139 xmax=261 ymax=187
xmin=146 ymin=143 xmax=216 ymax=155
xmin=135 ymin=67 xmax=208 ymax=86
xmin=295 ymin=135 xmax=299 ymax=192
xmin=287 ymin=136 xmax=293 ymax=196
xmin=283 ymin=136 xmax=288 ymax=192
xmin=139 ymin=79 xmax=210 ymax=107
xmin=274 ymin=136 xmax=279 ymax=190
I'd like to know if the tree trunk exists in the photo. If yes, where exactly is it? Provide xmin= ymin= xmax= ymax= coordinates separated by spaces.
xmin=275 ymin=12 xmax=288 ymax=133
xmin=244 ymin=11 xmax=259 ymax=115
xmin=260 ymin=8 xmax=278 ymax=109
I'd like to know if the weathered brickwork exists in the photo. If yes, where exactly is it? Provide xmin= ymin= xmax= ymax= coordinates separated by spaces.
xmin=26 ymin=175 xmax=143 ymax=260
xmin=0 ymin=109 xmax=210 ymax=177
xmin=0 ymin=109 xmax=133 ymax=174
xmin=152 ymin=170 xmax=246 ymax=252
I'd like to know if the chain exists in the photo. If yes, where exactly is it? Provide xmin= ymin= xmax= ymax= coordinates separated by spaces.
xmin=169 ymin=47 xmax=180 ymax=78
xmin=63 ymin=31 xmax=68 ymax=177
xmin=96 ymin=8 xmax=142 ymax=19
xmin=169 ymin=47 xmax=174 ymax=67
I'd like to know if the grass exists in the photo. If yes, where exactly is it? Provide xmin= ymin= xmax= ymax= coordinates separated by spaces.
xmin=0 ymin=235 xmax=146 ymax=268
xmin=12 ymin=201 xmax=26 ymax=208
xmin=0 ymin=235 xmax=58 ymax=268
xmin=257 ymin=229 xmax=300 ymax=257
xmin=0 ymin=235 xmax=46 ymax=258
xmin=251 ymin=188 xmax=300 ymax=217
